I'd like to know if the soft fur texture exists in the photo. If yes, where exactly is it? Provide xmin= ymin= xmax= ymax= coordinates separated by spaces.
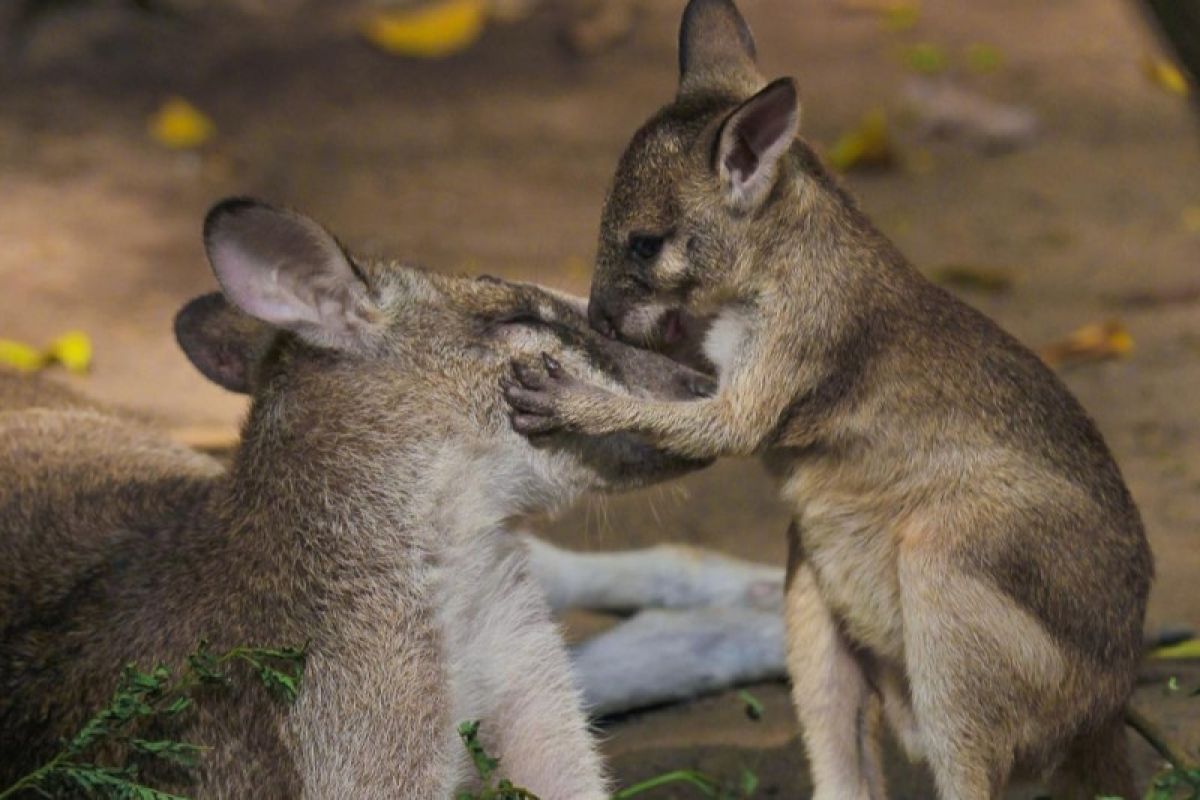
xmin=502 ymin=1 xmax=1154 ymax=797
xmin=0 ymin=199 xmax=717 ymax=798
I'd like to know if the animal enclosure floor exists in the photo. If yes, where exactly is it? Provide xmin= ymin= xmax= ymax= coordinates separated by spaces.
xmin=1 ymin=0 xmax=1197 ymax=795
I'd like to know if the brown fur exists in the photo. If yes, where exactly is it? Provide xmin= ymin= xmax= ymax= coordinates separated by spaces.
xmin=0 ymin=199 xmax=714 ymax=797
xmin=502 ymin=1 xmax=1152 ymax=797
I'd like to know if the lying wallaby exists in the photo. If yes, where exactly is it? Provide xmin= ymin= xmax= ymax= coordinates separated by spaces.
xmin=0 ymin=198 xmax=719 ymax=798
xmin=502 ymin=1 xmax=1154 ymax=797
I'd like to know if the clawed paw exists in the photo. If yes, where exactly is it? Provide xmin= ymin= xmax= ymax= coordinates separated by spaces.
xmin=501 ymin=353 xmax=578 ymax=436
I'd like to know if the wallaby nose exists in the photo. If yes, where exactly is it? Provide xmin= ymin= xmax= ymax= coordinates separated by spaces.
xmin=588 ymin=302 xmax=618 ymax=339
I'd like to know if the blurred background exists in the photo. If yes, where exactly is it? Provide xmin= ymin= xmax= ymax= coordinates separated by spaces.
xmin=1 ymin=0 xmax=1197 ymax=794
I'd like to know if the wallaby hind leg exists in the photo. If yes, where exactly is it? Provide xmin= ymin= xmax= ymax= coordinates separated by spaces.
xmin=899 ymin=538 xmax=1071 ymax=799
xmin=786 ymin=564 xmax=886 ymax=800
xmin=1048 ymin=717 xmax=1137 ymax=800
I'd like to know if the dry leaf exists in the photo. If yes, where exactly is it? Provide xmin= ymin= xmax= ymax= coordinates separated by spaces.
xmin=0 ymin=331 xmax=93 ymax=374
xmin=362 ymin=0 xmax=488 ymax=59
xmin=1037 ymin=320 xmax=1132 ymax=368
xmin=827 ymin=110 xmax=897 ymax=172
xmin=148 ymin=97 xmax=215 ymax=150
xmin=1143 ymin=55 xmax=1190 ymax=97
xmin=931 ymin=264 xmax=1015 ymax=293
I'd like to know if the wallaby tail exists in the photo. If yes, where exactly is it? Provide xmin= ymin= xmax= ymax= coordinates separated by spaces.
xmin=1048 ymin=716 xmax=1138 ymax=800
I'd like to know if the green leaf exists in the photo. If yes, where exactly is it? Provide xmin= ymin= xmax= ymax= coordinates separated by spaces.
xmin=901 ymin=43 xmax=948 ymax=74
xmin=965 ymin=43 xmax=1004 ymax=74
xmin=164 ymin=697 xmax=193 ymax=716
xmin=129 ymin=739 xmax=207 ymax=769
xmin=611 ymin=770 xmax=719 ymax=798
xmin=457 ymin=720 xmax=499 ymax=783
xmin=738 ymin=768 xmax=759 ymax=797
xmin=186 ymin=641 xmax=229 ymax=685
xmin=737 ymin=690 xmax=764 ymax=722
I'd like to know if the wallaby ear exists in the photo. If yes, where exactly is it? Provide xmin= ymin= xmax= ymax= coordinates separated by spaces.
xmin=714 ymin=77 xmax=800 ymax=211
xmin=174 ymin=292 xmax=271 ymax=394
xmin=678 ymin=0 xmax=762 ymax=97
xmin=202 ymin=198 xmax=381 ymax=350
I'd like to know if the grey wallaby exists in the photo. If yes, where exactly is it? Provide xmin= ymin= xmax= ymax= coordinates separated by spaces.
xmin=502 ymin=1 xmax=1154 ymax=797
xmin=0 ymin=198 xmax=717 ymax=798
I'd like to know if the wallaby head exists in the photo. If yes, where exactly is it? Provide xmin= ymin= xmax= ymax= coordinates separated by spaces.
xmin=589 ymin=0 xmax=824 ymax=344
xmin=179 ymin=199 xmax=714 ymax=510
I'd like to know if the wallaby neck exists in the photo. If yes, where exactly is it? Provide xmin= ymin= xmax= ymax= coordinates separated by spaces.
xmin=220 ymin=390 xmax=539 ymax=566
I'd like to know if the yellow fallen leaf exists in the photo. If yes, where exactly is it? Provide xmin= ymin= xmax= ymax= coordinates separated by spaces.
xmin=48 ymin=331 xmax=92 ymax=374
xmin=1152 ymin=639 xmax=1200 ymax=660
xmin=1037 ymin=320 xmax=1133 ymax=369
xmin=148 ymin=97 xmax=216 ymax=150
xmin=827 ymin=110 xmax=897 ymax=172
xmin=883 ymin=4 xmax=919 ymax=32
xmin=0 ymin=339 xmax=47 ymax=372
xmin=838 ymin=0 xmax=917 ymax=24
xmin=362 ymin=0 xmax=487 ymax=59
xmin=0 ymin=331 xmax=93 ymax=374
xmin=1143 ymin=55 xmax=1189 ymax=97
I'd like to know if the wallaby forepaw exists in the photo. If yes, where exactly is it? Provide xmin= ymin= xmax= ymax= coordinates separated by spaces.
xmin=502 ymin=357 xmax=576 ymax=435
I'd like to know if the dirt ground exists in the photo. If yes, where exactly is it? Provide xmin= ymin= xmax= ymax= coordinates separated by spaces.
xmin=1 ymin=0 xmax=1197 ymax=795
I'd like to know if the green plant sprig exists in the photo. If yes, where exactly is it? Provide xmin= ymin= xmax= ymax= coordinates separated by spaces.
xmin=0 ymin=640 xmax=306 ymax=800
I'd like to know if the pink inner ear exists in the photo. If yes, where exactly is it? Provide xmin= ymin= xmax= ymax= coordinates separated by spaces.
xmin=209 ymin=239 xmax=320 ymax=328
xmin=720 ymin=78 xmax=798 ymax=198
xmin=738 ymin=85 xmax=795 ymax=158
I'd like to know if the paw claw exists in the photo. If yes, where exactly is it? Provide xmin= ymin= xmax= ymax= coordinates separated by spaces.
xmin=542 ymin=352 xmax=563 ymax=376
xmin=511 ymin=360 xmax=547 ymax=390
xmin=510 ymin=411 xmax=561 ymax=436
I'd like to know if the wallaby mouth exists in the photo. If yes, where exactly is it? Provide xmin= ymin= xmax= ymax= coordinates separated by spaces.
xmin=662 ymin=309 xmax=686 ymax=345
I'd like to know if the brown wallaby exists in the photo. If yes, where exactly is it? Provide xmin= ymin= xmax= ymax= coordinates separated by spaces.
xmin=0 ymin=198 xmax=717 ymax=798
xmin=502 ymin=1 xmax=1155 ymax=797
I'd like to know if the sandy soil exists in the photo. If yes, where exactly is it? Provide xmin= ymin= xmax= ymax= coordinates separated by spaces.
xmin=1 ymin=0 xmax=1197 ymax=795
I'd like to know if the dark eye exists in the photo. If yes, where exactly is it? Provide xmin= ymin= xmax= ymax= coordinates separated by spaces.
xmin=496 ymin=311 xmax=549 ymax=328
xmin=627 ymin=233 xmax=665 ymax=262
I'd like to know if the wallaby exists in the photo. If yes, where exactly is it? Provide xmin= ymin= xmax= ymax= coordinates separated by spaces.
xmin=0 ymin=198 xmax=722 ymax=798
xmin=502 ymin=1 xmax=1154 ymax=797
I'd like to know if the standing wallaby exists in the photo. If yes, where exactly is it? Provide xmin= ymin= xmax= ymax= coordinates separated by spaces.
xmin=502 ymin=1 xmax=1154 ymax=797
xmin=0 ymin=198 xmax=718 ymax=798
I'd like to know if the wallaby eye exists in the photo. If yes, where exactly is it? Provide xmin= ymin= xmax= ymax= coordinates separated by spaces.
xmin=497 ymin=312 xmax=549 ymax=328
xmin=627 ymin=233 xmax=665 ymax=262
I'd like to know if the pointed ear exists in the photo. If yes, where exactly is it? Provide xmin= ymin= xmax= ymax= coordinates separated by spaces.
xmin=174 ymin=292 xmax=272 ymax=394
xmin=714 ymin=78 xmax=800 ymax=212
xmin=202 ymin=198 xmax=381 ymax=350
xmin=678 ymin=0 xmax=761 ymax=97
